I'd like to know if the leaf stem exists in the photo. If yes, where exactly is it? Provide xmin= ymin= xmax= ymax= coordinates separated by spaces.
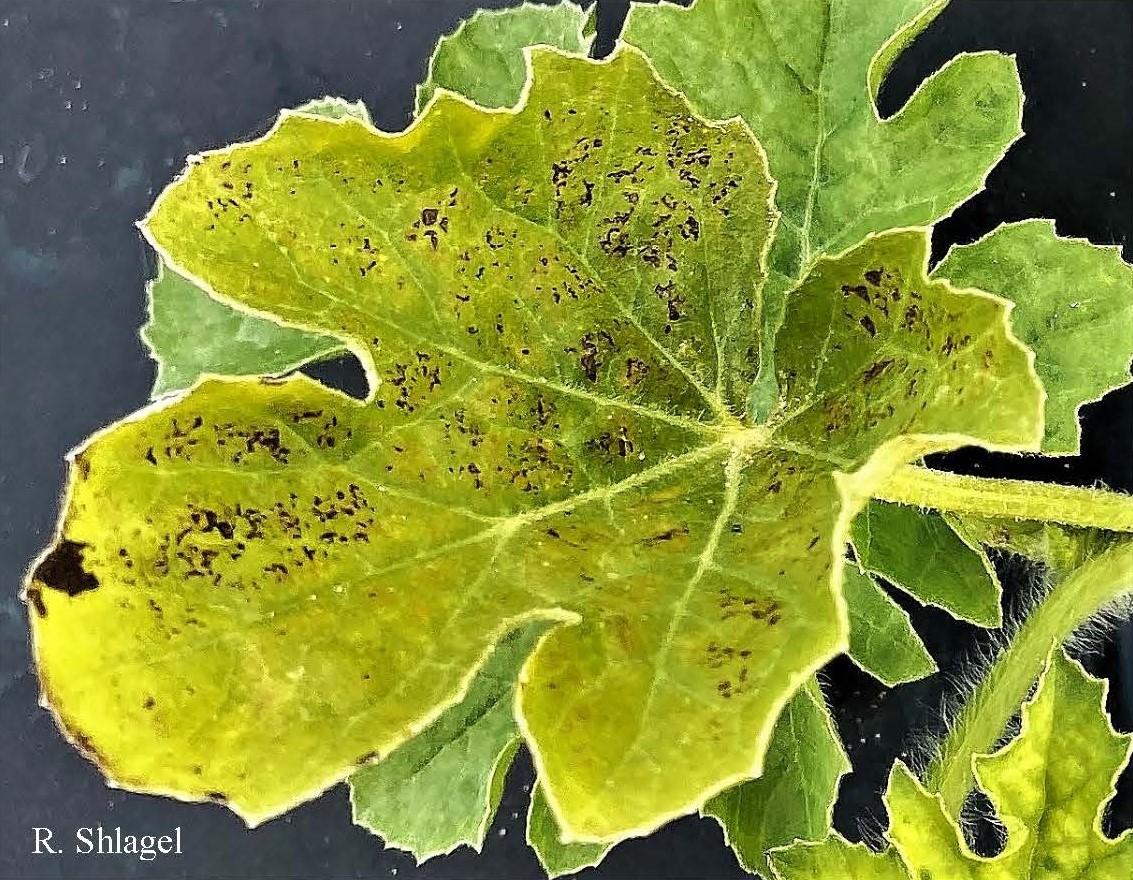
xmin=876 ymin=466 xmax=1133 ymax=532
xmin=923 ymin=540 xmax=1133 ymax=816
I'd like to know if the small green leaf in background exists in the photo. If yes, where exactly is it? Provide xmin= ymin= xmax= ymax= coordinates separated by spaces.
xmin=853 ymin=500 xmax=1001 ymax=627
xmin=934 ymin=219 xmax=1133 ymax=455
xmin=842 ymin=565 xmax=937 ymax=687
xmin=528 ymin=783 xmax=613 ymax=878
xmin=142 ymin=259 xmax=340 ymax=396
xmin=703 ymin=679 xmax=849 ymax=877
xmin=946 ymin=513 xmax=1123 ymax=578
xmin=416 ymin=0 xmax=594 ymax=112
xmin=349 ymin=622 xmax=548 ymax=862
xmin=772 ymin=651 xmax=1133 ymax=879
xmin=293 ymin=95 xmax=373 ymax=123
xmin=622 ymin=0 xmax=1024 ymax=415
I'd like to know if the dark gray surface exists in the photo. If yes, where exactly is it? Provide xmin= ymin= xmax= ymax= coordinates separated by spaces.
xmin=1 ymin=1 xmax=1130 ymax=878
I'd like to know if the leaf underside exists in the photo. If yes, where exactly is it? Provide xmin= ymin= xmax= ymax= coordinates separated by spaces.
xmin=842 ymin=563 xmax=937 ymax=686
xmin=349 ymin=621 xmax=549 ymax=861
xmin=853 ymin=499 xmax=1001 ymax=627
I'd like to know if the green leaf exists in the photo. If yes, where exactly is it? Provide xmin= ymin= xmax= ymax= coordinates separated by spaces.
xmin=348 ymin=622 xmax=548 ymax=862
xmin=142 ymin=258 xmax=341 ymax=396
xmin=946 ymin=512 xmax=1123 ymax=577
xmin=621 ymin=0 xmax=1024 ymax=415
xmin=852 ymin=500 xmax=1001 ymax=626
xmin=29 ymin=48 xmax=1042 ymax=842
xmin=773 ymin=651 xmax=1133 ymax=879
xmin=703 ymin=678 xmax=849 ymax=877
xmin=842 ymin=564 xmax=937 ymax=686
xmin=416 ymin=1 xmax=594 ymax=113
xmin=528 ymin=782 xmax=613 ymax=877
xmin=934 ymin=220 xmax=1133 ymax=454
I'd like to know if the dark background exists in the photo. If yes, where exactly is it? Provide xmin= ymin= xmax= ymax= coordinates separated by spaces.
xmin=1 ymin=1 xmax=1130 ymax=878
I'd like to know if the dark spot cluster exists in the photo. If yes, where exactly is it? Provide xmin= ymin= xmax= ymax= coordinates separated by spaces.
xmin=289 ymin=407 xmax=355 ymax=450
xmin=376 ymin=351 xmax=449 ymax=416
xmin=405 ymin=197 xmax=455 ymax=252
xmin=575 ymin=329 xmax=616 ymax=382
xmin=147 ymin=484 xmax=376 ymax=595
xmin=587 ymin=425 xmax=639 ymax=461
xmin=144 ymin=415 xmax=296 ymax=467
xmin=718 ymin=586 xmax=782 ymax=625
xmin=201 ymin=159 xmax=258 ymax=230
xmin=504 ymin=438 xmax=574 ymax=495
xmin=705 ymin=640 xmax=756 ymax=700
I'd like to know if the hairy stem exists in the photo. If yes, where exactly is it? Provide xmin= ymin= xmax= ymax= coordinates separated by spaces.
xmin=877 ymin=466 xmax=1133 ymax=532
xmin=924 ymin=541 xmax=1133 ymax=816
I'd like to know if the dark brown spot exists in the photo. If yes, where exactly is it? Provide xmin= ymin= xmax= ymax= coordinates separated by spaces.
xmin=33 ymin=540 xmax=100 ymax=597
xmin=25 ymin=586 xmax=47 ymax=617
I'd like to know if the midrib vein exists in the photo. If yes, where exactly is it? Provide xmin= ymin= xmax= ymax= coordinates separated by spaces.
xmin=798 ymin=0 xmax=835 ymax=270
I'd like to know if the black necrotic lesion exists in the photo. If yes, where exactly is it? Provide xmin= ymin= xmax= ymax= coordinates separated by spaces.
xmin=32 ymin=539 xmax=100 ymax=598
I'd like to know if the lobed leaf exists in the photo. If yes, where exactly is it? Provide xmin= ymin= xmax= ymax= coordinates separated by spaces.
xmin=144 ymin=8 xmax=594 ymax=396
xmin=703 ymin=678 xmax=849 ymax=877
xmin=934 ymin=220 xmax=1133 ymax=455
xmin=142 ymin=96 xmax=374 ymax=396
xmin=772 ymin=652 xmax=1133 ymax=879
xmin=621 ymin=0 xmax=1024 ymax=416
xmin=28 ymin=48 xmax=1042 ymax=843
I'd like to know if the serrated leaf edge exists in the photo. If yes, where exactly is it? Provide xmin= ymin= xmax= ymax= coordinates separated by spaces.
xmin=346 ymin=733 xmax=522 ymax=865
xmin=525 ymin=780 xmax=614 ymax=878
